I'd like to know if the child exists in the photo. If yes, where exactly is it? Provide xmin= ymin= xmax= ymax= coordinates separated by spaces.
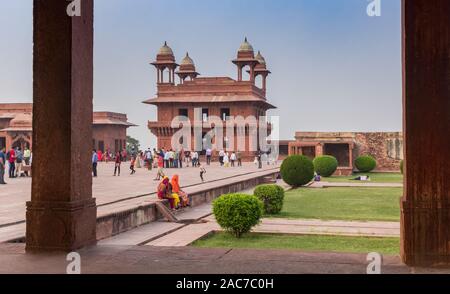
xmin=199 ymin=164 xmax=206 ymax=182
xmin=154 ymin=155 xmax=165 ymax=181
xmin=130 ymin=156 xmax=136 ymax=175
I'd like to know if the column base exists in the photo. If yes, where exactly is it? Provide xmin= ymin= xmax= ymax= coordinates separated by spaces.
xmin=401 ymin=199 xmax=450 ymax=267
xmin=26 ymin=198 xmax=97 ymax=252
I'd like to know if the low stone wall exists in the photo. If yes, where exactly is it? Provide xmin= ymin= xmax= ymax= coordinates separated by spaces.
xmin=96 ymin=170 xmax=279 ymax=241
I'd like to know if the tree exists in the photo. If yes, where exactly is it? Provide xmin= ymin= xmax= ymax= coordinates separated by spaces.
xmin=126 ymin=136 xmax=140 ymax=155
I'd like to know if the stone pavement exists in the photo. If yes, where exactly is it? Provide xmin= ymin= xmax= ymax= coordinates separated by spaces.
xmin=1 ymin=243 xmax=449 ymax=274
xmin=145 ymin=216 xmax=400 ymax=247
xmin=0 ymin=162 xmax=279 ymax=227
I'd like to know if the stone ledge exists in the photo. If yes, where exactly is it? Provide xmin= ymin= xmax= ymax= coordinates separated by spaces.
xmin=95 ymin=170 xmax=279 ymax=241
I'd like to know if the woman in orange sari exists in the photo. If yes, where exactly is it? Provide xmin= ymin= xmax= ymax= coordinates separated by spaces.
xmin=171 ymin=174 xmax=190 ymax=207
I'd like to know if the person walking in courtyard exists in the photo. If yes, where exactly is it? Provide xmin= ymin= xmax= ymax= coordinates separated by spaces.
xmin=257 ymin=150 xmax=263 ymax=169
xmin=114 ymin=151 xmax=122 ymax=176
xmin=92 ymin=150 xmax=98 ymax=177
xmin=154 ymin=154 xmax=165 ymax=181
xmin=23 ymin=146 xmax=31 ymax=166
xmin=223 ymin=152 xmax=230 ymax=167
xmin=199 ymin=164 xmax=206 ymax=182
xmin=178 ymin=148 xmax=184 ymax=168
xmin=130 ymin=156 xmax=136 ymax=175
xmin=164 ymin=150 xmax=170 ymax=168
xmin=7 ymin=147 xmax=15 ymax=178
xmin=15 ymin=147 xmax=24 ymax=177
xmin=206 ymin=148 xmax=212 ymax=165
xmin=237 ymin=150 xmax=242 ymax=167
xmin=145 ymin=148 xmax=153 ymax=170
xmin=230 ymin=152 xmax=236 ymax=167
xmin=219 ymin=150 xmax=225 ymax=166
xmin=0 ymin=147 xmax=6 ymax=185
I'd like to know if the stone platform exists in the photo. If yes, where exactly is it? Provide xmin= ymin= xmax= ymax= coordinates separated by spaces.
xmin=0 ymin=162 xmax=280 ymax=243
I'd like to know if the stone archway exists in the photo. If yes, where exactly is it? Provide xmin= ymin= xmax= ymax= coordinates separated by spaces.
xmin=11 ymin=134 xmax=31 ymax=150
xmin=27 ymin=0 xmax=449 ymax=267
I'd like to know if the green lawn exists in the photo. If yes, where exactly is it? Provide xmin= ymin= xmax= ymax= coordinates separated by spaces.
xmin=193 ymin=232 xmax=400 ymax=255
xmin=274 ymin=187 xmax=401 ymax=222
xmin=323 ymin=172 xmax=403 ymax=183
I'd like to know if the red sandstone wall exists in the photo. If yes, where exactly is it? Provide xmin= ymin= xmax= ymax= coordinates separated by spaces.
xmin=93 ymin=125 xmax=127 ymax=152
xmin=354 ymin=132 xmax=403 ymax=171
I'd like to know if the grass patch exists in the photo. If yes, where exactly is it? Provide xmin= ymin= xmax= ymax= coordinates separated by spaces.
xmin=323 ymin=173 xmax=403 ymax=183
xmin=193 ymin=232 xmax=399 ymax=255
xmin=273 ymin=187 xmax=401 ymax=222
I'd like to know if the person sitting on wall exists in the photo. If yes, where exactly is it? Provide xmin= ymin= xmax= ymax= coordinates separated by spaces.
xmin=157 ymin=177 xmax=176 ymax=210
xmin=171 ymin=175 xmax=190 ymax=207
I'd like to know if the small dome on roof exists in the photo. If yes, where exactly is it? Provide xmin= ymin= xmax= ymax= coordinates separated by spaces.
xmin=158 ymin=41 xmax=174 ymax=56
xmin=238 ymin=37 xmax=254 ymax=53
xmin=181 ymin=52 xmax=195 ymax=66
xmin=255 ymin=51 xmax=266 ymax=65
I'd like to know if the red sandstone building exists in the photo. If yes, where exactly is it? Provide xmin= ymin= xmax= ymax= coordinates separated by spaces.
xmin=144 ymin=39 xmax=276 ymax=160
xmin=0 ymin=103 xmax=135 ymax=152
xmin=287 ymin=132 xmax=403 ymax=175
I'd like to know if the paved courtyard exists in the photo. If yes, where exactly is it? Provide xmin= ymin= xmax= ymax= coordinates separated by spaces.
xmin=0 ymin=162 xmax=279 ymax=227
xmin=2 ymin=242 xmax=449 ymax=274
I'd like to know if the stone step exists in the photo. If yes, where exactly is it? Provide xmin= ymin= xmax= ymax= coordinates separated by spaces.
xmin=98 ymin=221 xmax=184 ymax=246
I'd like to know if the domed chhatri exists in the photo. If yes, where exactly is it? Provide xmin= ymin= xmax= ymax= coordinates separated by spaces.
xmin=152 ymin=41 xmax=178 ymax=84
xmin=154 ymin=41 xmax=176 ymax=64
xmin=180 ymin=52 xmax=195 ymax=66
xmin=255 ymin=51 xmax=266 ymax=66
xmin=177 ymin=52 xmax=199 ymax=83
xmin=238 ymin=37 xmax=254 ymax=53
xmin=158 ymin=41 xmax=174 ymax=56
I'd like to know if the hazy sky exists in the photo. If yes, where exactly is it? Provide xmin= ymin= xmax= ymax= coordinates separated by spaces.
xmin=0 ymin=0 xmax=402 ymax=148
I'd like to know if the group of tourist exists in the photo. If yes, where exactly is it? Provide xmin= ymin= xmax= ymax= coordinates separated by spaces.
xmin=0 ymin=146 xmax=32 ymax=184
xmin=157 ymin=174 xmax=191 ymax=211
xmin=217 ymin=149 xmax=242 ymax=167
xmin=89 ymin=146 xmax=273 ymax=181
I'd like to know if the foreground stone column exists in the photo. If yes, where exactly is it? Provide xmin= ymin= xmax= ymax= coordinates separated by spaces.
xmin=26 ymin=0 xmax=96 ymax=252
xmin=401 ymin=0 xmax=450 ymax=266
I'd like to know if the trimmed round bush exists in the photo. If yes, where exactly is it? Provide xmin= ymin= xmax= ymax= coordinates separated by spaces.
xmin=313 ymin=155 xmax=338 ymax=177
xmin=355 ymin=155 xmax=377 ymax=172
xmin=212 ymin=193 xmax=263 ymax=238
xmin=254 ymin=184 xmax=285 ymax=214
xmin=280 ymin=155 xmax=315 ymax=187
xmin=400 ymin=160 xmax=404 ymax=174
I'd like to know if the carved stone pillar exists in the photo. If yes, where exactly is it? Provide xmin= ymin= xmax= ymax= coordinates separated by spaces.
xmin=26 ymin=0 xmax=97 ymax=252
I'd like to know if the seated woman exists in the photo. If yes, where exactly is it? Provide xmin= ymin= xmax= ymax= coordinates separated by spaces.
xmin=157 ymin=177 xmax=176 ymax=210
xmin=171 ymin=174 xmax=190 ymax=207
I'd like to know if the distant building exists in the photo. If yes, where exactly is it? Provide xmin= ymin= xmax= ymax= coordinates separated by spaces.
xmin=287 ymin=132 xmax=403 ymax=175
xmin=0 ymin=103 xmax=136 ymax=152
xmin=144 ymin=39 xmax=276 ymax=160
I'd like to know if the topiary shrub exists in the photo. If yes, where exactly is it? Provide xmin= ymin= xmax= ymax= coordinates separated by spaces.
xmin=355 ymin=155 xmax=377 ymax=172
xmin=254 ymin=184 xmax=285 ymax=214
xmin=280 ymin=155 xmax=315 ymax=187
xmin=400 ymin=160 xmax=404 ymax=174
xmin=313 ymin=155 xmax=339 ymax=177
xmin=212 ymin=193 xmax=263 ymax=238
